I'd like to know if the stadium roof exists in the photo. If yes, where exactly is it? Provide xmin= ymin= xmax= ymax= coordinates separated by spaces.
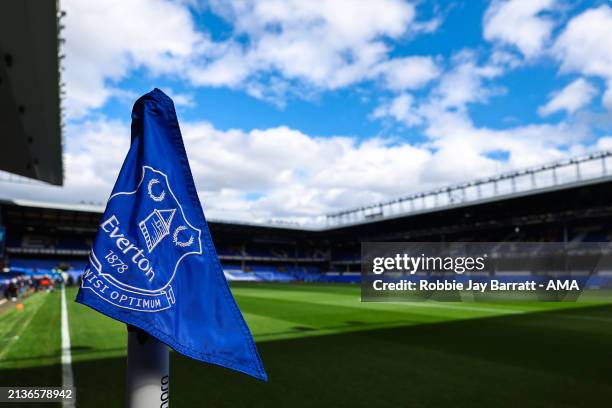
xmin=0 ymin=0 xmax=64 ymax=185
xmin=4 ymin=199 xmax=104 ymax=214
xmin=325 ymin=151 xmax=612 ymax=228
xmin=0 ymin=198 xmax=312 ymax=232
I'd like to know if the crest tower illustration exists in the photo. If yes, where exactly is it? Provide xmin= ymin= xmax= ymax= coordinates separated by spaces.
xmin=139 ymin=208 xmax=176 ymax=252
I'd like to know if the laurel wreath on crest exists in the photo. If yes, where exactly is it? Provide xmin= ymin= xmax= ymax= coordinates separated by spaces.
xmin=173 ymin=226 xmax=194 ymax=248
xmin=147 ymin=179 xmax=166 ymax=202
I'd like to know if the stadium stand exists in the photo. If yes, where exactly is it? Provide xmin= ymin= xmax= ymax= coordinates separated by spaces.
xmin=2 ymin=152 xmax=612 ymax=284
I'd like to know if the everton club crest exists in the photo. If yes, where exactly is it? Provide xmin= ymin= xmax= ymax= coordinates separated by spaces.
xmin=81 ymin=166 xmax=202 ymax=312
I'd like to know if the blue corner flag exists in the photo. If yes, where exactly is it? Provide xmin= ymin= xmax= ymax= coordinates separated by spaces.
xmin=76 ymin=88 xmax=267 ymax=381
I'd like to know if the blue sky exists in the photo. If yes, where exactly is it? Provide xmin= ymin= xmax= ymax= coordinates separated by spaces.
xmin=5 ymin=0 xmax=612 ymax=222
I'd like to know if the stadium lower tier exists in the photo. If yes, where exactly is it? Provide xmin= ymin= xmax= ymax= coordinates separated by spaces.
xmin=2 ymin=256 xmax=332 ymax=283
xmin=5 ymin=256 xmax=612 ymax=288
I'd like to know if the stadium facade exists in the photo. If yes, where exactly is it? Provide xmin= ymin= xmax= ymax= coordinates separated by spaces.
xmin=0 ymin=0 xmax=64 ymax=185
xmin=2 ymin=152 xmax=612 ymax=283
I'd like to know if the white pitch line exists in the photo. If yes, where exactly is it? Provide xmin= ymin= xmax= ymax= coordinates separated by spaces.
xmin=61 ymin=286 xmax=76 ymax=408
xmin=0 ymin=298 xmax=7 ymax=306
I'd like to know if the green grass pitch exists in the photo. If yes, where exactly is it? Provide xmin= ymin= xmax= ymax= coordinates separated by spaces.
xmin=1 ymin=283 xmax=612 ymax=407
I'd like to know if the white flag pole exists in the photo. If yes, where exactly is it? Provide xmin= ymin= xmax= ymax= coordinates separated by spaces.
xmin=126 ymin=326 xmax=170 ymax=408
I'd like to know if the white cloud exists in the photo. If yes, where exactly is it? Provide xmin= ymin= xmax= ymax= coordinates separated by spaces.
xmin=604 ymin=82 xmax=612 ymax=111
xmin=371 ymin=93 xmax=422 ymax=126
xmin=431 ymin=53 xmax=504 ymax=110
xmin=62 ymin=0 xmax=203 ymax=118
xmin=595 ymin=136 xmax=612 ymax=150
xmin=374 ymin=56 xmax=441 ymax=91
xmin=488 ymin=50 xmax=522 ymax=69
xmin=538 ymin=78 xmax=598 ymax=116
xmin=376 ymin=50 xmax=506 ymax=124
xmin=0 ymin=108 xmax=597 ymax=223
xmin=552 ymin=5 xmax=612 ymax=113
xmin=372 ymin=50 xmax=506 ymax=128
xmin=421 ymin=108 xmax=584 ymax=170
xmin=483 ymin=0 xmax=557 ymax=58
xmin=61 ymin=0 xmax=442 ymax=115
xmin=370 ymin=50 xmax=593 ymax=187
xmin=554 ymin=5 xmax=612 ymax=80
xmin=0 ymin=116 xmax=430 ymax=221
xmin=163 ymin=89 xmax=196 ymax=108
xmin=180 ymin=121 xmax=434 ymax=218
xmin=63 ymin=120 xmax=130 ymax=196
xmin=188 ymin=0 xmax=440 ymax=97
xmin=231 ymin=110 xmax=587 ymax=217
